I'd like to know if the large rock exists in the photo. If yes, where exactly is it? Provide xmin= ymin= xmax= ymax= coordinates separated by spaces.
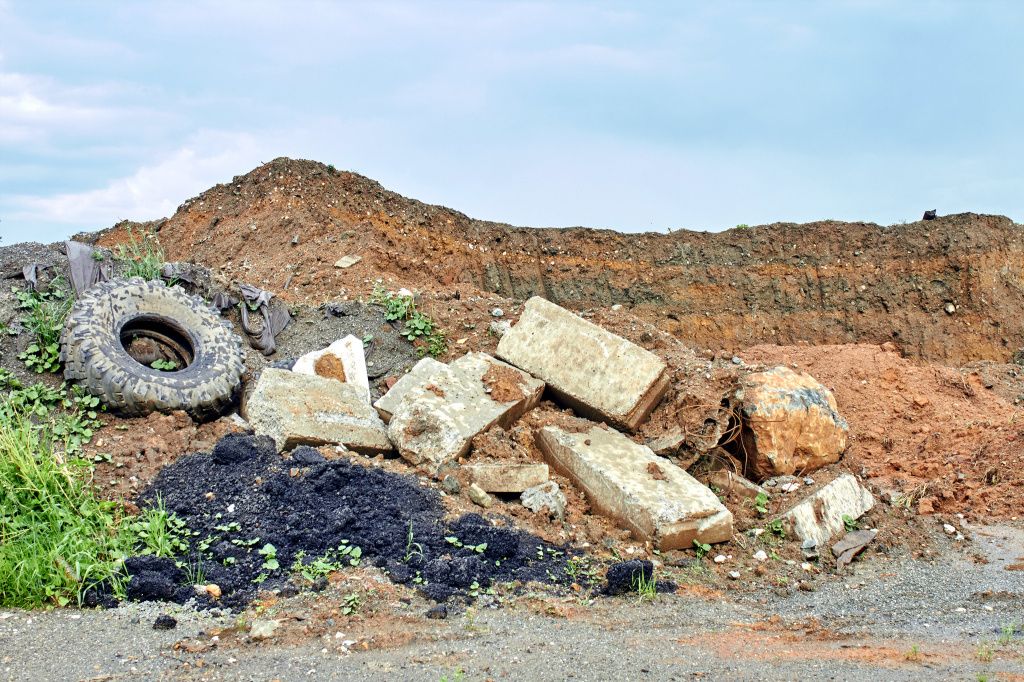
xmin=535 ymin=424 xmax=733 ymax=549
xmin=386 ymin=353 xmax=544 ymax=474
xmin=496 ymin=297 xmax=669 ymax=431
xmin=779 ymin=474 xmax=875 ymax=546
xmin=737 ymin=366 xmax=848 ymax=479
xmin=244 ymin=368 xmax=391 ymax=453
xmin=292 ymin=335 xmax=370 ymax=403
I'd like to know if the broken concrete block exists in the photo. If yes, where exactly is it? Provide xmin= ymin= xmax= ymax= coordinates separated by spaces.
xmin=386 ymin=353 xmax=544 ymax=474
xmin=244 ymin=368 xmax=391 ymax=454
xmin=708 ymin=470 xmax=766 ymax=501
xmin=779 ymin=473 xmax=875 ymax=547
xmin=645 ymin=431 xmax=686 ymax=456
xmin=536 ymin=424 xmax=733 ymax=549
xmin=292 ymin=335 xmax=370 ymax=403
xmin=373 ymin=357 xmax=446 ymax=422
xmin=465 ymin=461 xmax=549 ymax=493
xmin=496 ymin=296 xmax=669 ymax=430
xmin=737 ymin=366 xmax=849 ymax=479
xmin=521 ymin=481 xmax=566 ymax=521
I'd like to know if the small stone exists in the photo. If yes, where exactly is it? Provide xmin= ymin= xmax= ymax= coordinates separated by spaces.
xmin=731 ymin=356 xmax=742 ymax=365
xmin=205 ymin=584 xmax=222 ymax=600
xmin=291 ymin=235 xmax=299 ymax=245
xmin=521 ymin=481 xmax=567 ymax=521
xmin=425 ymin=605 xmax=448 ymax=620
xmin=781 ymin=482 xmax=801 ymax=493
xmin=801 ymin=562 xmax=813 ymax=571
xmin=441 ymin=475 xmax=461 ymax=495
xmin=488 ymin=320 xmax=512 ymax=338
xmin=751 ymin=528 xmax=765 ymax=537
xmin=611 ymin=304 xmax=623 ymax=311
xmin=801 ymin=538 xmax=820 ymax=560
xmin=943 ymin=523 xmax=956 ymax=534
xmin=334 ymin=255 xmax=362 ymax=269
xmin=803 ymin=477 xmax=814 ymax=485
xmin=944 ymin=302 xmax=956 ymax=315
xmin=153 ymin=614 xmax=177 ymax=630
xmin=713 ymin=554 xmax=726 ymax=564
xmin=490 ymin=308 xmax=504 ymax=318
xmin=753 ymin=550 xmax=768 ymax=561
xmin=249 ymin=619 xmax=280 ymax=641
xmin=468 ymin=483 xmax=494 ymax=508
xmin=728 ymin=571 xmax=740 ymax=580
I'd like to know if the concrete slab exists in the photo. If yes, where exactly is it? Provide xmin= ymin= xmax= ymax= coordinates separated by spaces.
xmin=779 ymin=473 xmax=875 ymax=547
xmin=536 ymin=424 xmax=733 ymax=549
xmin=465 ymin=461 xmax=549 ymax=493
xmin=496 ymin=297 xmax=669 ymax=430
xmin=386 ymin=352 xmax=544 ymax=474
xmin=292 ymin=335 xmax=371 ymax=403
xmin=244 ymin=368 xmax=392 ymax=454
xmin=373 ymin=357 xmax=446 ymax=422
xmin=708 ymin=470 xmax=766 ymax=501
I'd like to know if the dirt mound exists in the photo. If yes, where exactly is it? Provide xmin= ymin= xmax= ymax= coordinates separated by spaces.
xmin=741 ymin=343 xmax=1024 ymax=520
xmin=129 ymin=434 xmax=577 ymax=608
xmin=96 ymin=157 xmax=1024 ymax=365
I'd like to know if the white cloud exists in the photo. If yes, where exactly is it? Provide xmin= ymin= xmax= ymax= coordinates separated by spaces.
xmin=8 ymin=131 xmax=264 ymax=226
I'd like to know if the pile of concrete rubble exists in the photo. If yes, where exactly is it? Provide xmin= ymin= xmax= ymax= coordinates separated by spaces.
xmin=243 ymin=296 xmax=874 ymax=555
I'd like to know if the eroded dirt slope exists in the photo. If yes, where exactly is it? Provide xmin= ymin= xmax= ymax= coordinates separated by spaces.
xmin=99 ymin=157 xmax=1024 ymax=365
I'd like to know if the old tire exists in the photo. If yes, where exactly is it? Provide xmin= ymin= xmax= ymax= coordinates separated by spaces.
xmin=61 ymin=277 xmax=245 ymax=419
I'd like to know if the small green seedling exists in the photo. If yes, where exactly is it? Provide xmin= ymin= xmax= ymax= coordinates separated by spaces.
xmin=754 ymin=492 xmax=769 ymax=515
xmin=842 ymin=514 xmax=860 ymax=532
xmin=258 ymin=543 xmax=280 ymax=571
xmin=693 ymin=539 xmax=711 ymax=559
xmin=150 ymin=358 xmax=179 ymax=371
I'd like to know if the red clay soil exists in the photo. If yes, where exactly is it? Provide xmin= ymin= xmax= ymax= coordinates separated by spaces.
xmin=742 ymin=343 xmax=1024 ymax=521
xmin=96 ymin=157 xmax=1024 ymax=366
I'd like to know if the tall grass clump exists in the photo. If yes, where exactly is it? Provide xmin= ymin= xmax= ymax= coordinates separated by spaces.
xmin=114 ymin=227 xmax=165 ymax=281
xmin=0 ymin=411 xmax=134 ymax=607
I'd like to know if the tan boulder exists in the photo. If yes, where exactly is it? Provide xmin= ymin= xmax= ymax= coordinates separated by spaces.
xmin=737 ymin=366 xmax=848 ymax=479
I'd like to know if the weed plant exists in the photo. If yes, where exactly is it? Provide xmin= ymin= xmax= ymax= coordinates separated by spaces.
xmin=114 ymin=227 xmax=165 ymax=281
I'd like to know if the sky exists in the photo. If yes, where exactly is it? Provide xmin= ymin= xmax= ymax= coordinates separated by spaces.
xmin=1 ymin=1 xmax=1022 ymax=245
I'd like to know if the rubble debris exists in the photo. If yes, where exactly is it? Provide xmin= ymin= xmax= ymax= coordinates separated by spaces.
xmin=467 ymin=482 xmax=494 ymax=508
xmin=520 ymin=481 xmax=567 ymax=521
xmin=152 ymin=614 xmax=177 ymax=630
xmin=645 ymin=431 xmax=686 ymax=456
xmin=708 ymin=470 xmax=766 ymax=500
xmin=737 ymin=366 xmax=849 ymax=479
xmin=425 ymin=604 xmax=448 ymax=620
xmin=465 ymin=461 xmax=549 ymax=493
xmin=778 ymin=473 xmax=875 ymax=547
xmin=129 ymin=434 xmax=577 ymax=606
xmin=496 ymin=296 xmax=670 ymax=430
xmin=249 ymin=619 xmax=280 ymax=641
xmin=536 ymin=424 xmax=733 ymax=549
xmin=243 ymin=368 xmax=392 ymax=453
xmin=386 ymin=353 xmax=543 ymax=474
xmin=333 ymin=255 xmax=362 ymax=268
xmin=832 ymin=529 xmax=876 ymax=569
xmin=373 ymin=357 xmax=446 ymax=421
xmin=238 ymin=283 xmax=291 ymax=356
xmin=488 ymin=320 xmax=512 ymax=338
xmin=292 ymin=335 xmax=371 ymax=403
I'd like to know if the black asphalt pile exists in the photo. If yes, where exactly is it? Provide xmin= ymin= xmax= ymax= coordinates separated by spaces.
xmin=125 ymin=434 xmax=575 ymax=608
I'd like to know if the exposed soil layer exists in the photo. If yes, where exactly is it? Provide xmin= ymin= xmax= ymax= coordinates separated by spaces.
xmin=742 ymin=343 xmax=1024 ymax=520
xmin=129 ymin=434 xmax=577 ymax=608
xmin=96 ymin=157 xmax=1024 ymax=365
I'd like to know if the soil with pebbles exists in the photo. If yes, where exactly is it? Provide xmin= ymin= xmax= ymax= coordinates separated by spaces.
xmin=119 ymin=433 xmax=580 ymax=609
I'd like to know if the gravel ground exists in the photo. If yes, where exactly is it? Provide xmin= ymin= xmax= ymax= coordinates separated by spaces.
xmin=3 ymin=524 xmax=1021 ymax=681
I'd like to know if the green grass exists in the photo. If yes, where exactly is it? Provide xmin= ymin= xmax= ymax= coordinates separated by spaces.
xmin=632 ymin=569 xmax=658 ymax=603
xmin=113 ymin=227 xmax=165 ymax=281
xmin=15 ymin=277 xmax=72 ymax=373
xmin=0 ymin=410 xmax=135 ymax=607
xmin=131 ymin=496 xmax=190 ymax=558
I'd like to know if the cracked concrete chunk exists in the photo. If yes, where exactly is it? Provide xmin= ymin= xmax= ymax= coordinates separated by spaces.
xmin=521 ymin=481 xmax=567 ymax=521
xmin=373 ymin=357 xmax=447 ymax=422
xmin=738 ymin=366 xmax=849 ymax=479
xmin=244 ymin=368 xmax=391 ymax=454
xmin=292 ymin=335 xmax=370 ymax=403
xmin=386 ymin=353 xmax=544 ymax=474
xmin=779 ymin=473 xmax=875 ymax=547
xmin=466 ymin=461 xmax=549 ymax=493
xmin=496 ymin=296 xmax=669 ymax=430
xmin=536 ymin=424 xmax=733 ymax=549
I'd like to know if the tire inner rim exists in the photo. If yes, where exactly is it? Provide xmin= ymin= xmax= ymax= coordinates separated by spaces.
xmin=119 ymin=315 xmax=196 ymax=370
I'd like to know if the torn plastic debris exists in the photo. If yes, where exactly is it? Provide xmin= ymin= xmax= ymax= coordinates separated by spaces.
xmin=238 ymin=283 xmax=291 ymax=356
xmin=21 ymin=263 xmax=50 ymax=291
xmin=65 ymin=240 xmax=111 ymax=295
